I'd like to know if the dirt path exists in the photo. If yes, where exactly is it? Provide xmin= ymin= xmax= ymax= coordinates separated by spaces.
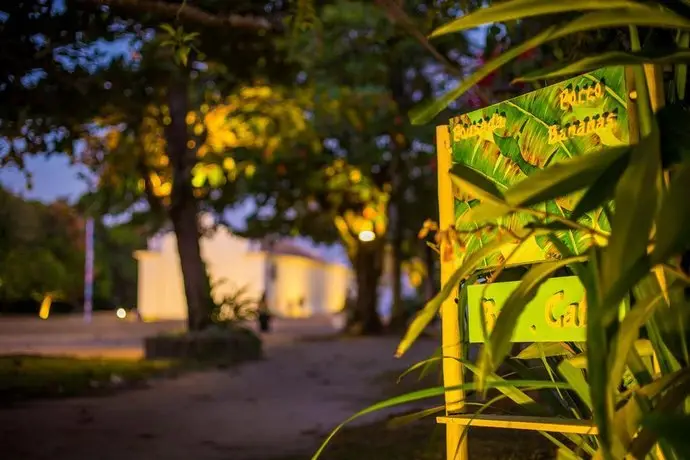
xmin=0 ymin=319 xmax=438 ymax=460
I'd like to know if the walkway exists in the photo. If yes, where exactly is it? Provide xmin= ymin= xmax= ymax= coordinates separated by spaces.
xmin=0 ymin=315 xmax=438 ymax=460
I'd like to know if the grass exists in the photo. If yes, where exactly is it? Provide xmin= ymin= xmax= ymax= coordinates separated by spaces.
xmin=279 ymin=416 xmax=554 ymax=460
xmin=0 ymin=355 xmax=180 ymax=404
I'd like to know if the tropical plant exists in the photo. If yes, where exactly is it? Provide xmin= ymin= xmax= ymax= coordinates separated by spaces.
xmin=209 ymin=281 xmax=259 ymax=325
xmin=312 ymin=1 xmax=690 ymax=459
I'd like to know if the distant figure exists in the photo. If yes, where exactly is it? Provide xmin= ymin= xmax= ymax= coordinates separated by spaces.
xmin=257 ymin=292 xmax=272 ymax=333
xmin=298 ymin=296 xmax=306 ymax=316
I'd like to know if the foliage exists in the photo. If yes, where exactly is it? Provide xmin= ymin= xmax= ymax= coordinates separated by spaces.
xmin=314 ymin=1 xmax=690 ymax=459
xmin=1 ymin=0 xmax=306 ymax=331
xmin=210 ymin=282 xmax=259 ymax=325
xmin=0 ymin=0 xmax=289 ymax=162
xmin=234 ymin=0 xmax=475 ymax=332
xmin=278 ymin=417 xmax=552 ymax=460
xmin=0 ymin=187 xmax=145 ymax=311
xmin=88 ymin=79 xmax=316 ymax=217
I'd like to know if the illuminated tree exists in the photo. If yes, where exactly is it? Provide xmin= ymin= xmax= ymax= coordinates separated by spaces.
xmin=1 ymin=0 xmax=305 ymax=330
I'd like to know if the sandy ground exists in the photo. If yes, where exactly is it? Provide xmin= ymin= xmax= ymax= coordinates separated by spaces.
xmin=0 ymin=315 xmax=438 ymax=460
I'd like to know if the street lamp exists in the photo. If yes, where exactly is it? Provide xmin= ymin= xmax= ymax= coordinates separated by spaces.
xmin=358 ymin=230 xmax=376 ymax=242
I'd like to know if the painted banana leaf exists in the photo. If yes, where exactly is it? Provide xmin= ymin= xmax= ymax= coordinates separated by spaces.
xmin=450 ymin=66 xmax=629 ymax=268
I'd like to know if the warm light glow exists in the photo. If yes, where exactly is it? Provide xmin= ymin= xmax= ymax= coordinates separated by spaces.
xmin=39 ymin=295 xmax=52 ymax=320
xmin=358 ymin=230 xmax=376 ymax=242
xmin=116 ymin=308 xmax=127 ymax=319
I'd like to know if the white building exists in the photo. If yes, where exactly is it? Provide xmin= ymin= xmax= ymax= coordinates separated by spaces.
xmin=134 ymin=224 xmax=352 ymax=322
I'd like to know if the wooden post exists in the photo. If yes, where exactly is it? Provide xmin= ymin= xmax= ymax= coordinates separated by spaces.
xmin=436 ymin=125 xmax=468 ymax=460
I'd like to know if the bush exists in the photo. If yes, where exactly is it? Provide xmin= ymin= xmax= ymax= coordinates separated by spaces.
xmin=144 ymin=326 xmax=262 ymax=364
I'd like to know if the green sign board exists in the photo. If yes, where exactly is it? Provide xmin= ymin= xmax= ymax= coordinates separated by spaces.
xmin=466 ymin=276 xmax=587 ymax=343
xmin=449 ymin=66 xmax=630 ymax=268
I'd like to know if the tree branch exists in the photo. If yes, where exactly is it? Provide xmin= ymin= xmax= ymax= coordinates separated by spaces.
xmin=375 ymin=0 xmax=463 ymax=78
xmin=77 ymin=0 xmax=279 ymax=31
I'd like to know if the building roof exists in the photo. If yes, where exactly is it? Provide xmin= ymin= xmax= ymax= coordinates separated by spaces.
xmin=262 ymin=240 xmax=328 ymax=264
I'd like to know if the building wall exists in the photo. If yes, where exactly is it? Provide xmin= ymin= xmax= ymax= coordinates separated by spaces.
xmin=323 ymin=264 xmax=350 ymax=314
xmin=200 ymin=227 xmax=265 ymax=302
xmin=135 ymin=230 xmax=351 ymax=322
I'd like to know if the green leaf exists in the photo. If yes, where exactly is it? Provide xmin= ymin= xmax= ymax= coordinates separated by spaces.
xmin=386 ymin=405 xmax=445 ymax=429
xmin=583 ymin=247 xmax=615 ymax=458
xmin=676 ymin=32 xmax=690 ymax=100
xmin=555 ymin=8 xmax=690 ymax=38
xmin=628 ymin=376 xmax=690 ymax=459
xmin=513 ymin=50 xmax=690 ymax=83
xmin=608 ymin=289 xmax=672 ymax=398
xmin=177 ymin=46 xmax=190 ymax=67
xmin=429 ymin=0 xmax=643 ymax=38
xmin=456 ymin=201 xmax=513 ymax=225
xmin=658 ymin=103 xmax=690 ymax=168
xmin=478 ymin=256 xmax=587 ymax=380
xmin=651 ymin=161 xmax=690 ymax=263
xmin=182 ymin=32 xmax=200 ymax=42
xmin=159 ymin=23 xmax=177 ymax=36
xmin=504 ymin=358 xmax=577 ymax=420
xmin=410 ymin=24 xmax=559 ymax=125
xmin=191 ymin=165 xmax=207 ymax=188
xmin=310 ymin=380 xmax=572 ymax=460
xmin=413 ymin=8 xmax=690 ymax=124
xmin=516 ymin=342 xmax=573 ymax=360
xmin=449 ymin=164 xmax=507 ymax=205
xmin=641 ymin=413 xmax=690 ymax=458
xmin=601 ymin=254 xmax=650 ymax=315
xmin=557 ymin=359 xmax=593 ymax=410
xmin=601 ymin=125 xmax=661 ymax=296
xmin=395 ymin=235 xmax=513 ymax=358
xmin=206 ymin=165 xmax=226 ymax=188
xmin=504 ymin=145 xmax=631 ymax=208
xmin=570 ymin=151 xmax=629 ymax=221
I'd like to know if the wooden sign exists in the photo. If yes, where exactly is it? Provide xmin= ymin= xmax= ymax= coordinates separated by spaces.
xmin=466 ymin=276 xmax=587 ymax=343
xmin=449 ymin=66 xmax=630 ymax=268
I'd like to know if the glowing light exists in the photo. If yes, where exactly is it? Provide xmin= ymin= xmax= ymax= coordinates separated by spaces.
xmin=116 ymin=308 xmax=127 ymax=319
xmin=39 ymin=295 xmax=52 ymax=320
xmin=358 ymin=230 xmax=376 ymax=242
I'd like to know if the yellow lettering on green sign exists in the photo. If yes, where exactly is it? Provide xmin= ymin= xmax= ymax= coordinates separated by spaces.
xmin=558 ymin=82 xmax=605 ymax=111
xmin=453 ymin=113 xmax=507 ymax=141
xmin=544 ymin=291 xmax=587 ymax=328
xmin=481 ymin=298 xmax=498 ymax=334
xmin=548 ymin=112 xmax=618 ymax=145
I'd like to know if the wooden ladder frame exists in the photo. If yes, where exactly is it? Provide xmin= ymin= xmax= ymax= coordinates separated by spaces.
xmin=435 ymin=113 xmax=662 ymax=459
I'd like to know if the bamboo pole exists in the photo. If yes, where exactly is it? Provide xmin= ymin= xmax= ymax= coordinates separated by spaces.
xmin=436 ymin=125 xmax=467 ymax=460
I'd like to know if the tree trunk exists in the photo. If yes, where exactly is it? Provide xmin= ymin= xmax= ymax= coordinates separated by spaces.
xmin=388 ymin=204 xmax=407 ymax=332
xmin=346 ymin=239 xmax=384 ymax=335
xmin=165 ymin=73 xmax=212 ymax=332
xmin=387 ymin=54 xmax=410 ymax=332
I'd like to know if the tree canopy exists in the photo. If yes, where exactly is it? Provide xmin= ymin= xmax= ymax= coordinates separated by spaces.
xmin=0 ymin=187 xmax=145 ymax=313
